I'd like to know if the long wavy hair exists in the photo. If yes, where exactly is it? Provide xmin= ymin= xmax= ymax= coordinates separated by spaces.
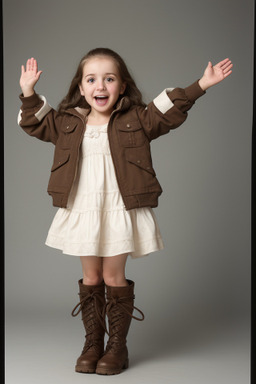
xmin=57 ymin=48 xmax=146 ymax=113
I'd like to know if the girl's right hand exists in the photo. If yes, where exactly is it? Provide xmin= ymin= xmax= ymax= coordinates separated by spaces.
xmin=20 ymin=57 xmax=43 ymax=97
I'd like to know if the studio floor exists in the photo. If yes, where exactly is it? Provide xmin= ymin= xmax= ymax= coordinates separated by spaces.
xmin=5 ymin=309 xmax=250 ymax=384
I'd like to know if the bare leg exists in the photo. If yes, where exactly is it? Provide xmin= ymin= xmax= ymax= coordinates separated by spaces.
xmin=80 ymin=256 xmax=103 ymax=285
xmin=102 ymin=253 xmax=129 ymax=287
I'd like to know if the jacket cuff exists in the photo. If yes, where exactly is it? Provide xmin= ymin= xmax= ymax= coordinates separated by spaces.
xmin=184 ymin=80 xmax=206 ymax=102
xmin=153 ymin=88 xmax=175 ymax=114
xmin=19 ymin=92 xmax=43 ymax=108
xmin=18 ymin=93 xmax=52 ymax=124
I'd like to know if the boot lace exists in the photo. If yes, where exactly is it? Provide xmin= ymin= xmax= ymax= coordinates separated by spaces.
xmin=103 ymin=295 xmax=144 ymax=352
xmin=71 ymin=291 xmax=105 ymax=354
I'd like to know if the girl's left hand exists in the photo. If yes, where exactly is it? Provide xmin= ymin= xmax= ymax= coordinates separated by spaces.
xmin=198 ymin=58 xmax=233 ymax=91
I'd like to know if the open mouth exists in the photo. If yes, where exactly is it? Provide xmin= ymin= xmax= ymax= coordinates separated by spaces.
xmin=94 ymin=95 xmax=109 ymax=106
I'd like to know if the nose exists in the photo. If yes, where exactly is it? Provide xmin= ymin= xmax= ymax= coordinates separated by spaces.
xmin=96 ymin=79 xmax=106 ymax=90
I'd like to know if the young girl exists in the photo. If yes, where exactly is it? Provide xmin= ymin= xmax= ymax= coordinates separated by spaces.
xmin=18 ymin=48 xmax=232 ymax=375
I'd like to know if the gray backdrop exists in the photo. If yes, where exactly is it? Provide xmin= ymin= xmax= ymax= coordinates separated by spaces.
xmin=4 ymin=0 xmax=253 ymax=383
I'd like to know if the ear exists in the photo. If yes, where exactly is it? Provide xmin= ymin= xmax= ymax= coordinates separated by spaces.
xmin=79 ymin=84 xmax=84 ymax=96
xmin=120 ymin=82 xmax=126 ymax=95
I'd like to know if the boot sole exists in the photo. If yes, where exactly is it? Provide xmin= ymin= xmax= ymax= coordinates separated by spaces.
xmin=96 ymin=359 xmax=129 ymax=375
xmin=75 ymin=365 xmax=96 ymax=374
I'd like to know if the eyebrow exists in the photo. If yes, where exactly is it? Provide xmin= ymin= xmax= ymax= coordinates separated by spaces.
xmin=84 ymin=72 xmax=117 ymax=78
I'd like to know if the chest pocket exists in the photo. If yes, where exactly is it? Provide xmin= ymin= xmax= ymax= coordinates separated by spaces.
xmin=58 ymin=123 xmax=78 ymax=149
xmin=117 ymin=121 xmax=146 ymax=148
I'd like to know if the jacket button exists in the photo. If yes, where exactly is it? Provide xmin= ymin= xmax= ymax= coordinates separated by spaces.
xmin=137 ymin=160 xmax=141 ymax=163
xmin=127 ymin=124 xmax=131 ymax=128
xmin=66 ymin=126 xmax=69 ymax=129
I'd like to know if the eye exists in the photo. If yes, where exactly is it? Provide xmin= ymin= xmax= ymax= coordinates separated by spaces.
xmin=87 ymin=78 xmax=95 ymax=83
xmin=106 ymin=77 xmax=114 ymax=83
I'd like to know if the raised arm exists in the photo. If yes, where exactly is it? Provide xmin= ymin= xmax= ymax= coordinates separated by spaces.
xmin=18 ymin=58 xmax=59 ymax=144
xmin=20 ymin=57 xmax=43 ymax=97
xmin=198 ymin=58 xmax=233 ymax=91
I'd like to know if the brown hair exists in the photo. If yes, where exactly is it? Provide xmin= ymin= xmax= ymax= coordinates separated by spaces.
xmin=57 ymin=48 xmax=146 ymax=113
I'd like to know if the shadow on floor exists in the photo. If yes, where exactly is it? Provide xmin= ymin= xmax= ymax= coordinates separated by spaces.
xmin=128 ymin=314 xmax=238 ymax=368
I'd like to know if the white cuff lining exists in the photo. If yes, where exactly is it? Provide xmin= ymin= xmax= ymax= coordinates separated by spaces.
xmin=17 ymin=95 xmax=52 ymax=125
xmin=153 ymin=88 xmax=174 ymax=114
xmin=35 ymin=95 xmax=52 ymax=121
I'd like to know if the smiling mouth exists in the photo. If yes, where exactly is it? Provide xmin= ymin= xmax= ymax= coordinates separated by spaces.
xmin=94 ymin=96 xmax=109 ymax=106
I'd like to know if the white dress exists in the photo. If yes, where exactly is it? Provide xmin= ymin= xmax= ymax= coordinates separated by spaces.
xmin=45 ymin=123 xmax=164 ymax=258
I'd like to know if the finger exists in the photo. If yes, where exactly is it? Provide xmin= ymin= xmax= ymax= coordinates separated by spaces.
xmin=33 ymin=58 xmax=37 ymax=73
xmin=224 ymin=64 xmax=233 ymax=73
xmin=21 ymin=65 xmax=25 ymax=75
xmin=36 ymin=70 xmax=43 ymax=80
xmin=220 ymin=58 xmax=232 ymax=66
xmin=224 ymin=69 xmax=232 ymax=78
xmin=31 ymin=57 xmax=35 ymax=71
xmin=219 ymin=58 xmax=230 ymax=66
xmin=26 ymin=58 xmax=31 ymax=71
xmin=29 ymin=57 xmax=36 ymax=72
xmin=222 ymin=61 xmax=233 ymax=72
xmin=34 ymin=58 xmax=39 ymax=73
xmin=215 ymin=58 xmax=230 ymax=69
xmin=204 ymin=61 xmax=213 ymax=73
xmin=35 ymin=60 xmax=39 ymax=74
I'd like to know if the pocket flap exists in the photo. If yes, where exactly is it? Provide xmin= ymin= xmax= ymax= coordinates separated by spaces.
xmin=59 ymin=123 xmax=77 ymax=133
xmin=126 ymin=151 xmax=155 ymax=176
xmin=117 ymin=121 xmax=142 ymax=132
xmin=51 ymin=153 xmax=70 ymax=172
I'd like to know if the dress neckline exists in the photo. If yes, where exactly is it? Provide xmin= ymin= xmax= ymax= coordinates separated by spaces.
xmin=86 ymin=123 xmax=108 ymax=128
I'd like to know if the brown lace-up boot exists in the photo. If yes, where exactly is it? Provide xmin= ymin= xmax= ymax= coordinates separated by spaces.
xmin=71 ymin=279 xmax=106 ymax=373
xmin=96 ymin=280 xmax=144 ymax=375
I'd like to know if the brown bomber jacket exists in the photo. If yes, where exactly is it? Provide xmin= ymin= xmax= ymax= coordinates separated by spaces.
xmin=18 ymin=81 xmax=205 ymax=210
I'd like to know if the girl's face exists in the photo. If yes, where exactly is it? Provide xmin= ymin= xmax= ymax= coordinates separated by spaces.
xmin=79 ymin=56 xmax=126 ymax=118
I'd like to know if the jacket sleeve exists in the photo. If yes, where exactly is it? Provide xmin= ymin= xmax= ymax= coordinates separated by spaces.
xmin=136 ymin=80 xmax=206 ymax=141
xmin=17 ymin=92 xmax=61 ymax=145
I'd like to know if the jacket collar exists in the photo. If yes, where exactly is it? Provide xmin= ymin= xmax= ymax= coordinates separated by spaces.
xmin=65 ymin=96 xmax=131 ymax=120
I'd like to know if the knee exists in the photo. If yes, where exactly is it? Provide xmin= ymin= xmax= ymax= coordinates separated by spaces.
xmin=83 ymin=269 xmax=103 ymax=286
xmin=102 ymin=271 xmax=127 ymax=287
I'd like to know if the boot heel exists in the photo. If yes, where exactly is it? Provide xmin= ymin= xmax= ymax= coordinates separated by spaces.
xmin=123 ymin=358 xmax=129 ymax=369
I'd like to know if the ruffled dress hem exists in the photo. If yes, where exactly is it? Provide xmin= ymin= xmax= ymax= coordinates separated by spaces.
xmin=45 ymin=235 xmax=164 ymax=258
